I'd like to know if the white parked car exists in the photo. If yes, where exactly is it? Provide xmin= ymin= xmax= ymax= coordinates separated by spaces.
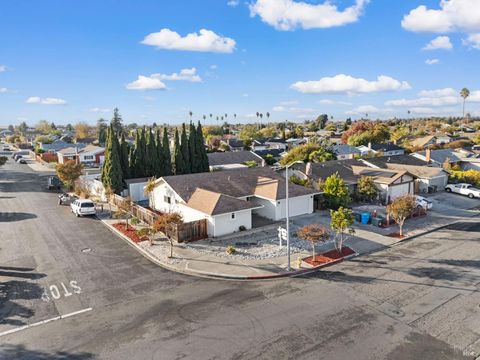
xmin=445 ymin=183 xmax=480 ymax=199
xmin=415 ymin=195 xmax=433 ymax=210
xmin=70 ymin=199 xmax=96 ymax=217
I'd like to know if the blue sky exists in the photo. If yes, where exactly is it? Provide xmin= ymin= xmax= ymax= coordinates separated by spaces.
xmin=1 ymin=0 xmax=479 ymax=126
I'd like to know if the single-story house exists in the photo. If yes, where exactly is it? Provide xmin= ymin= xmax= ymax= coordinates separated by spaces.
xmin=57 ymin=145 xmax=105 ymax=165
xmin=150 ymin=167 xmax=319 ymax=238
xmin=207 ymin=151 xmax=264 ymax=171
xmin=264 ymin=138 xmax=288 ymax=151
xmin=223 ymin=138 xmax=245 ymax=152
xmin=330 ymin=144 xmax=361 ymax=160
xmin=357 ymin=143 xmax=404 ymax=156
xmin=253 ymin=148 xmax=285 ymax=162
xmin=359 ymin=156 xmax=449 ymax=193
xmin=411 ymin=149 xmax=462 ymax=168
xmin=291 ymin=159 xmax=415 ymax=205
xmin=39 ymin=140 xmax=81 ymax=154
xmin=410 ymin=134 xmax=452 ymax=148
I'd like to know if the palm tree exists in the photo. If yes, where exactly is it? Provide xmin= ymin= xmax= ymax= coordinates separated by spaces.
xmin=144 ymin=177 xmax=157 ymax=207
xmin=407 ymin=110 xmax=411 ymax=118
xmin=233 ymin=113 xmax=237 ymax=121
xmin=224 ymin=113 xmax=228 ymax=119
xmin=460 ymin=88 xmax=470 ymax=119
xmin=189 ymin=111 xmax=193 ymax=121
xmin=266 ymin=112 xmax=270 ymax=122
xmin=202 ymin=115 xmax=206 ymax=123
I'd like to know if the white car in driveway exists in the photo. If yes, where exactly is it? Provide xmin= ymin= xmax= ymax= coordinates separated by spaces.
xmin=415 ymin=195 xmax=433 ymax=210
xmin=70 ymin=199 xmax=96 ymax=217
xmin=445 ymin=183 xmax=480 ymax=199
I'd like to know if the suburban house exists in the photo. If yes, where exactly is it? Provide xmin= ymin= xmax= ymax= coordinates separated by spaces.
xmin=410 ymin=134 xmax=452 ymax=148
xmin=253 ymin=148 xmax=285 ymax=163
xmin=57 ymin=144 xmax=105 ymax=165
xmin=330 ymin=144 xmax=360 ymax=160
xmin=411 ymin=149 xmax=462 ymax=168
xmin=359 ymin=156 xmax=448 ymax=193
xmin=39 ymin=140 xmax=78 ymax=154
xmin=207 ymin=151 xmax=265 ymax=171
xmin=149 ymin=167 xmax=319 ymax=238
xmin=291 ymin=159 xmax=415 ymax=205
xmin=357 ymin=143 xmax=405 ymax=156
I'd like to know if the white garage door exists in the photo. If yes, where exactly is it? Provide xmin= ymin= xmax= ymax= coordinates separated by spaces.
xmin=390 ymin=183 xmax=412 ymax=200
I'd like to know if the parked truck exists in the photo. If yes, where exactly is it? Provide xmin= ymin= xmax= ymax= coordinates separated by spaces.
xmin=445 ymin=183 xmax=480 ymax=199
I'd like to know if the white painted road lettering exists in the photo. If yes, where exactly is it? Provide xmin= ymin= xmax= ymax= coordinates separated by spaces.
xmin=42 ymin=281 xmax=82 ymax=302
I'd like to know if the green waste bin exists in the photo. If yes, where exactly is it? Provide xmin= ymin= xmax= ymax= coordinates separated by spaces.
xmin=354 ymin=212 xmax=362 ymax=222
xmin=372 ymin=217 xmax=383 ymax=227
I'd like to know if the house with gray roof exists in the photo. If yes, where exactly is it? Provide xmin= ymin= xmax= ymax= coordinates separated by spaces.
xmin=150 ymin=167 xmax=319 ymax=237
xmin=207 ymin=151 xmax=264 ymax=170
xmin=330 ymin=144 xmax=360 ymax=160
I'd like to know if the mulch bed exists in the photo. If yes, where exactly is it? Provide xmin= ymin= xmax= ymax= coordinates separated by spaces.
xmin=386 ymin=232 xmax=405 ymax=239
xmin=303 ymin=246 xmax=356 ymax=267
xmin=112 ymin=223 xmax=147 ymax=243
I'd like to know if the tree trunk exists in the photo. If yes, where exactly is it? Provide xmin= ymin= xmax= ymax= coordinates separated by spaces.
xmin=399 ymin=221 xmax=404 ymax=236
xmin=312 ymin=242 xmax=316 ymax=262
xmin=169 ymin=240 xmax=173 ymax=258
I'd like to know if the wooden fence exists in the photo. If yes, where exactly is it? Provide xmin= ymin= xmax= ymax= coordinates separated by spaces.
xmin=171 ymin=219 xmax=208 ymax=243
xmin=110 ymin=194 xmax=208 ymax=242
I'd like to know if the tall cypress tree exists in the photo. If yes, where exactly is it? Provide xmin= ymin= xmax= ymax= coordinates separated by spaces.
xmin=173 ymin=128 xmax=184 ymax=175
xmin=180 ymin=123 xmax=191 ymax=174
xmin=154 ymin=128 xmax=164 ymax=177
xmin=188 ymin=122 xmax=198 ymax=173
xmin=132 ymin=128 xmax=147 ymax=178
xmin=196 ymin=122 xmax=209 ymax=172
xmin=101 ymin=125 xmax=124 ymax=194
xmin=145 ymin=127 xmax=156 ymax=177
xmin=119 ymin=133 xmax=131 ymax=180
xmin=163 ymin=127 xmax=172 ymax=176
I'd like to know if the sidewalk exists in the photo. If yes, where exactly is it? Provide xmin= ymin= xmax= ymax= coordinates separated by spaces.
xmin=95 ymin=192 xmax=480 ymax=280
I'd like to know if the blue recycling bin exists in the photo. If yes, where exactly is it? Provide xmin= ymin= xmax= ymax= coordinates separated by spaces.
xmin=361 ymin=212 xmax=370 ymax=224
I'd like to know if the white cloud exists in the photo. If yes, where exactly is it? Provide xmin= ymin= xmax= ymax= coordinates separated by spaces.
xmin=249 ymin=0 xmax=369 ymax=31
xmin=0 ymin=65 xmax=7 ymax=72
xmin=273 ymin=105 xmax=315 ymax=113
xmin=26 ymin=96 xmax=66 ymax=105
xmin=126 ymin=75 xmax=167 ymax=91
xmin=345 ymin=105 xmax=381 ymax=115
xmin=386 ymin=87 xmax=480 ymax=108
xmin=242 ymin=93 xmax=249 ymax=97
xmin=280 ymin=100 xmax=299 ymax=105
xmin=90 ymin=107 xmax=110 ymax=113
xmin=227 ymin=0 xmax=239 ymax=7
xmin=423 ymin=36 xmax=453 ymax=50
xmin=463 ymin=33 xmax=480 ymax=49
xmin=318 ymin=99 xmax=352 ymax=105
xmin=418 ymin=87 xmax=457 ymax=97
xmin=425 ymin=58 xmax=440 ymax=65
xmin=210 ymin=64 xmax=218 ymax=70
xmin=153 ymin=68 xmax=202 ymax=82
xmin=410 ymin=107 xmax=457 ymax=114
xmin=402 ymin=0 xmax=480 ymax=33
xmin=141 ymin=28 xmax=236 ymax=53
xmin=291 ymin=74 xmax=411 ymax=95
xmin=0 ymin=87 xmax=8 ymax=93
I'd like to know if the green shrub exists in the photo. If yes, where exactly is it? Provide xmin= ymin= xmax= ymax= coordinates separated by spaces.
xmin=226 ymin=245 xmax=236 ymax=255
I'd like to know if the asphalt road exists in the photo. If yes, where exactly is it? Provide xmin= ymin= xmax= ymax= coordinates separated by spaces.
xmin=0 ymin=154 xmax=479 ymax=360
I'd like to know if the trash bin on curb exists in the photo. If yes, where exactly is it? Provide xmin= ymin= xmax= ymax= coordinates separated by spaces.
xmin=353 ymin=212 xmax=362 ymax=222
xmin=371 ymin=217 xmax=383 ymax=227
xmin=361 ymin=212 xmax=371 ymax=224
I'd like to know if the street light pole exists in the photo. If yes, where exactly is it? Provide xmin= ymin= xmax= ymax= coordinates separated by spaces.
xmin=286 ymin=164 xmax=290 ymax=271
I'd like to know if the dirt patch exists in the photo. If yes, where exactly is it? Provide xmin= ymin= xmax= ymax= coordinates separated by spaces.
xmin=303 ymin=247 xmax=355 ymax=267
xmin=386 ymin=232 xmax=405 ymax=239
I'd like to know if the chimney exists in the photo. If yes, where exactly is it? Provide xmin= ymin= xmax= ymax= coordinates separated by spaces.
xmin=425 ymin=148 xmax=431 ymax=163
xmin=306 ymin=162 xmax=313 ymax=176
xmin=368 ymin=142 xmax=372 ymax=150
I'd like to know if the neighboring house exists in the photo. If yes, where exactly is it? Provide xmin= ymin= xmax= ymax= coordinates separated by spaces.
xmin=412 ymin=149 xmax=462 ymax=168
xmin=264 ymin=138 xmax=288 ymax=151
xmin=39 ymin=140 xmax=79 ymax=154
xmin=223 ymin=138 xmax=245 ymax=151
xmin=330 ymin=144 xmax=360 ymax=160
xmin=286 ymin=138 xmax=306 ymax=148
xmin=57 ymin=145 xmax=105 ymax=165
xmin=357 ymin=143 xmax=404 ymax=156
xmin=410 ymin=134 xmax=452 ymax=148
xmin=0 ymin=129 xmax=14 ymax=138
xmin=207 ymin=151 xmax=265 ymax=170
xmin=292 ymin=159 xmax=415 ymax=204
xmin=253 ymin=149 xmax=285 ymax=162
xmin=359 ymin=156 xmax=448 ymax=193
xmin=149 ymin=167 xmax=319 ymax=238
xmin=251 ymin=139 xmax=268 ymax=151
xmin=370 ymin=143 xmax=405 ymax=156
xmin=351 ymin=166 xmax=415 ymax=204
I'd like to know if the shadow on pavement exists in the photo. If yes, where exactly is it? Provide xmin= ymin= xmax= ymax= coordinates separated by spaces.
xmin=0 ymin=280 xmax=46 ymax=326
xmin=445 ymin=222 xmax=480 ymax=232
xmin=0 ymin=212 xmax=37 ymax=222
xmin=0 ymin=344 xmax=95 ymax=360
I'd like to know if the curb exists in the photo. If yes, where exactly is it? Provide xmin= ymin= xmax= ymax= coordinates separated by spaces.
xmin=99 ymin=216 xmax=360 ymax=281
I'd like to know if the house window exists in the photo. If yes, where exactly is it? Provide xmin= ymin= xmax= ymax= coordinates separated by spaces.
xmin=84 ymin=155 xmax=94 ymax=160
xmin=164 ymin=196 xmax=171 ymax=204
xmin=231 ymin=213 xmax=235 ymax=220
